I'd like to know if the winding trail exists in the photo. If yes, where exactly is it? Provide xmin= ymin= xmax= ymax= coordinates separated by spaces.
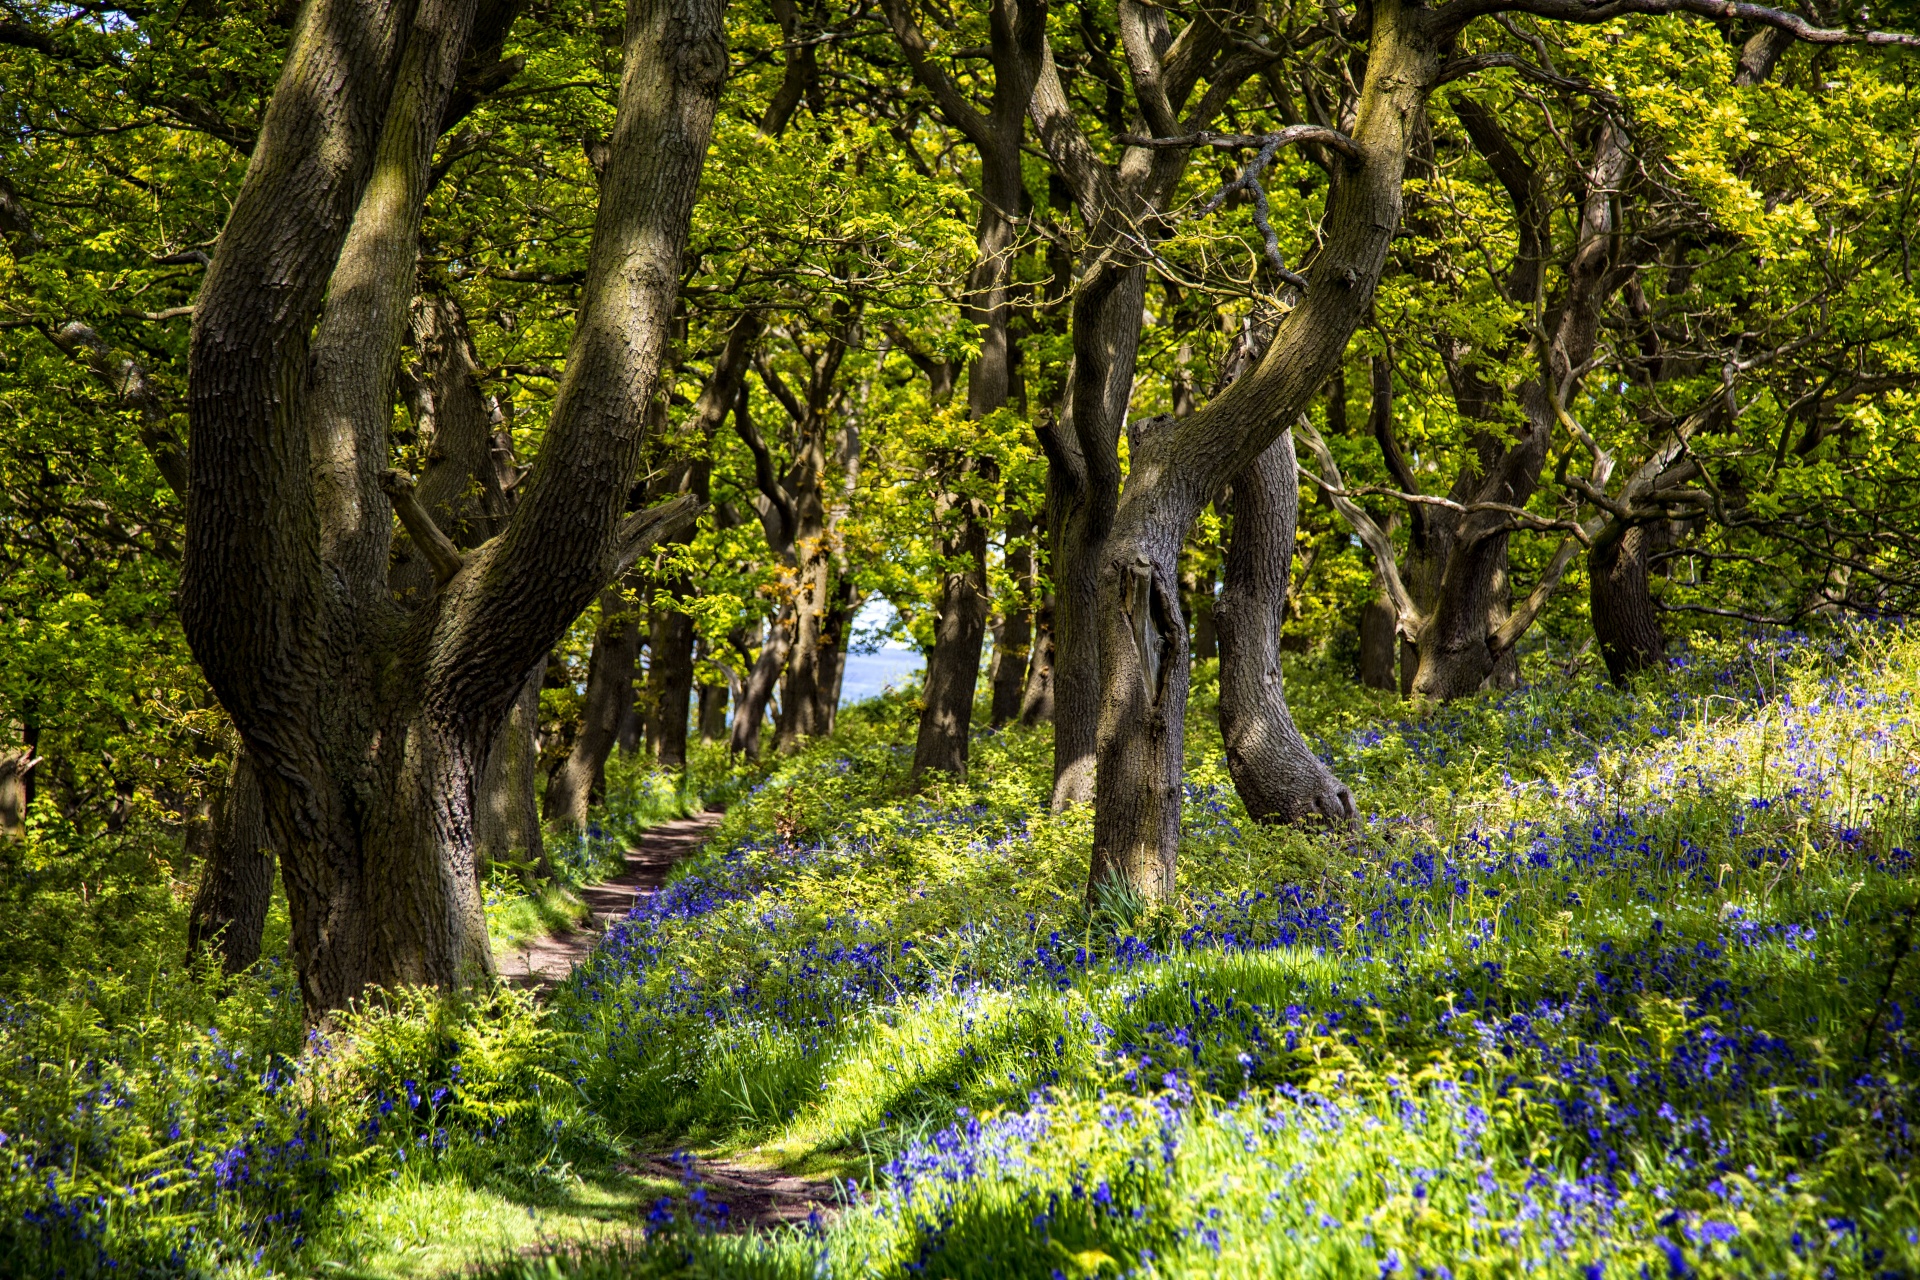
xmin=498 ymin=808 xmax=840 ymax=1231
xmin=500 ymin=810 xmax=723 ymax=989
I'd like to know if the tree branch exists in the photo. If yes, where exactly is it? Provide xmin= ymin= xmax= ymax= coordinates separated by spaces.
xmin=1434 ymin=0 xmax=1920 ymax=48
xmin=1293 ymin=415 xmax=1419 ymax=633
xmin=380 ymin=468 xmax=467 ymax=584
xmin=883 ymin=0 xmax=994 ymax=149
xmin=609 ymin=493 xmax=703 ymax=578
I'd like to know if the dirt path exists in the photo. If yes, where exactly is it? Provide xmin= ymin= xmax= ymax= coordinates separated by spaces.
xmin=500 ymin=810 xmax=724 ymax=989
xmin=621 ymin=1153 xmax=842 ymax=1232
xmin=499 ymin=809 xmax=841 ymax=1231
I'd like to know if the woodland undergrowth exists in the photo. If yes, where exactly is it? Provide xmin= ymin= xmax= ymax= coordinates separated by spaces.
xmin=5 ymin=630 xmax=1919 ymax=1278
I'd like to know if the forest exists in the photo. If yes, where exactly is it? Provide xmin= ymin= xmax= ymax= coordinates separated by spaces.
xmin=3 ymin=0 xmax=1920 ymax=1273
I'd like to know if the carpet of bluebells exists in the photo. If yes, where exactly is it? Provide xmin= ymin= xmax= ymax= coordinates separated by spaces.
xmin=528 ymin=630 xmax=1920 ymax=1278
xmin=4 ymin=630 xmax=1918 ymax=1278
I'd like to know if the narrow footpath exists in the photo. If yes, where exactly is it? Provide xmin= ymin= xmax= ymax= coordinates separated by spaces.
xmin=498 ymin=808 xmax=839 ymax=1231
xmin=500 ymin=810 xmax=723 ymax=989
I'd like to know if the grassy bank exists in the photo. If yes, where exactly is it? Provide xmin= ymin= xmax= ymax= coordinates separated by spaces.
xmin=5 ymin=630 xmax=1919 ymax=1277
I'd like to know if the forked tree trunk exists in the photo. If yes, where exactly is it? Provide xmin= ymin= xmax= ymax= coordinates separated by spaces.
xmin=546 ymin=590 xmax=640 ymax=829
xmin=1591 ymin=521 xmax=1667 ymax=683
xmin=1216 ymin=433 xmax=1356 ymax=823
xmin=1081 ymin=0 xmax=1432 ymax=902
xmin=182 ymin=0 xmax=722 ymax=1017
xmin=1043 ymin=266 xmax=1141 ymax=808
xmin=186 ymin=751 xmax=275 ymax=974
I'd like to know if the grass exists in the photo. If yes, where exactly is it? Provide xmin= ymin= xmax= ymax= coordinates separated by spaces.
xmin=5 ymin=627 xmax=1918 ymax=1277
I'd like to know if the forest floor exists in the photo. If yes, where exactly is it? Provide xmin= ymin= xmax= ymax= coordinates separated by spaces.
xmin=499 ymin=810 xmax=726 ymax=989
xmin=11 ymin=634 xmax=1920 ymax=1279
xmin=499 ymin=807 xmax=841 ymax=1237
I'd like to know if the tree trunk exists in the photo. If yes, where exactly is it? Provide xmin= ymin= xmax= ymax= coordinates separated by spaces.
xmin=1216 ymin=433 xmax=1356 ymax=824
xmin=1591 ymin=521 xmax=1667 ymax=683
xmin=1408 ymin=117 xmax=1629 ymax=700
xmin=1359 ymin=592 xmax=1398 ymax=690
xmin=476 ymin=660 xmax=546 ymax=881
xmin=1080 ymin=1 xmax=1433 ymax=902
xmin=182 ymin=0 xmax=722 ymax=1018
xmin=697 ymin=671 xmax=728 ymax=744
xmin=814 ymin=576 xmax=859 ymax=734
xmin=186 ymin=751 xmax=275 ymax=975
xmin=0 ymin=742 xmax=33 ymax=840
xmin=989 ymin=512 xmax=1035 ymax=729
xmin=776 ymin=537 xmax=830 ymax=751
xmin=647 ymin=601 xmax=694 ymax=768
xmin=546 ymin=590 xmax=640 ymax=830
xmin=1044 ymin=265 xmax=1141 ymax=808
xmin=732 ymin=604 xmax=793 ymax=759
xmin=912 ymin=476 xmax=991 ymax=779
xmin=1020 ymin=596 xmax=1055 ymax=725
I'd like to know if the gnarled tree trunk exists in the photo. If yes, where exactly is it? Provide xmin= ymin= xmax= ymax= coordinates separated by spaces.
xmin=1079 ymin=0 xmax=1431 ymax=902
xmin=180 ymin=0 xmax=724 ymax=1018
xmin=1216 ymin=432 xmax=1355 ymax=823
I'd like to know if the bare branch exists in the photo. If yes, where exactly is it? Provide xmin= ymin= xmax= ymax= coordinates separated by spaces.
xmin=1119 ymin=125 xmax=1360 ymax=160
xmin=1435 ymin=52 xmax=1621 ymax=108
xmin=609 ymin=493 xmax=704 ymax=578
xmin=1293 ymin=416 xmax=1419 ymax=634
xmin=379 ymin=469 xmax=466 ymax=585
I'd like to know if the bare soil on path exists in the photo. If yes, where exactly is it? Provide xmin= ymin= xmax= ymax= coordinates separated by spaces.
xmin=500 ymin=810 xmax=724 ymax=989
xmin=497 ymin=809 xmax=840 ymax=1232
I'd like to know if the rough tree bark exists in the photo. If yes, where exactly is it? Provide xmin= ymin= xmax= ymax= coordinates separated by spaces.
xmin=186 ymin=753 xmax=275 ymax=973
xmin=180 ymin=0 xmax=723 ymax=1018
xmin=1590 ymin=521 xmax=1667 ymax=682
xmin=1216 ymin=432 xmax=1355 ymax=823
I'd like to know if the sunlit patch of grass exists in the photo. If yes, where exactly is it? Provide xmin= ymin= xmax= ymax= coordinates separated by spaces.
xmin=320 ymin=1166 xmax=676 ymax=1279
xmin=486 ymin=878 xmax=592 ymax=953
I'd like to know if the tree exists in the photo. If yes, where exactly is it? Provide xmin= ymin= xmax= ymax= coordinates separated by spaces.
xmin=180 ymin=0 xmax=723 ymax=1018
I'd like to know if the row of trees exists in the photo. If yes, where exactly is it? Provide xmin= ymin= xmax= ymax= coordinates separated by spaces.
xmin=2 ymin=0 xmax=1915 ymax=1020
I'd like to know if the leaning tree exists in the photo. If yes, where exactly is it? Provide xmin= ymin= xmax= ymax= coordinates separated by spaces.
xmin=180 ymin=0 xmax=724 ymax=1019
xmin=1040 ymin=0 xmax=1915 ymax=904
